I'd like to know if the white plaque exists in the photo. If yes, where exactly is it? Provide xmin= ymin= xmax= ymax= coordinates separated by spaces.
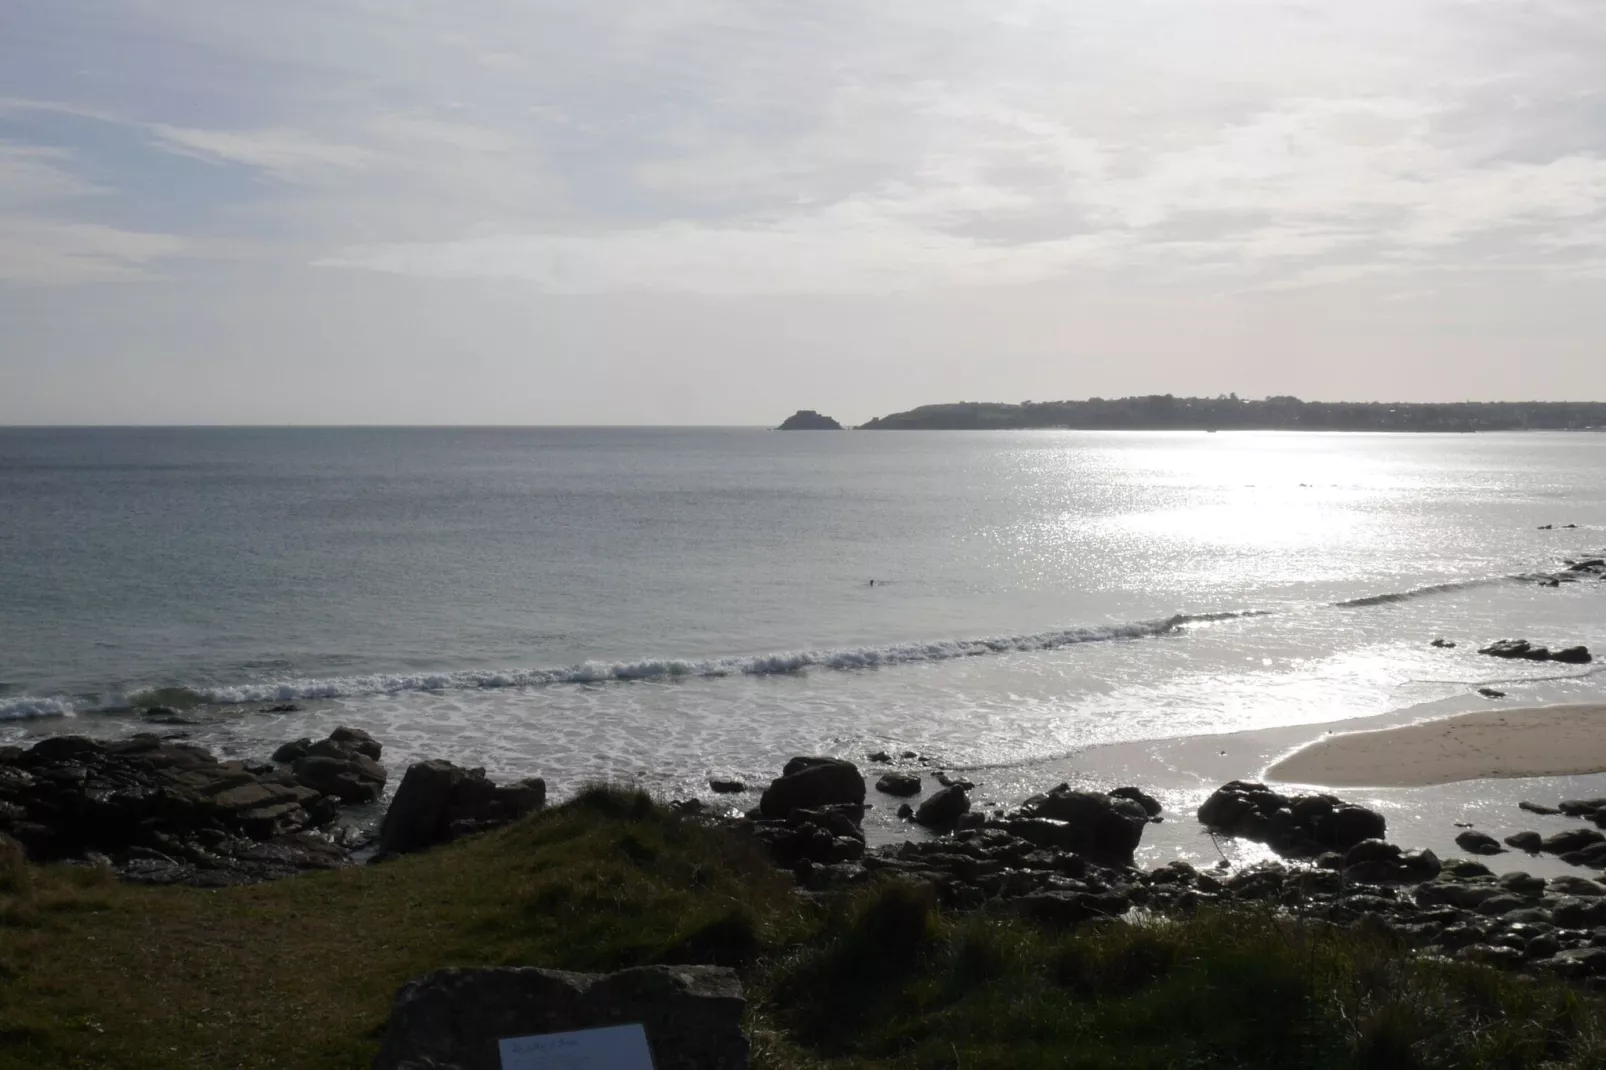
xmin=498 ymin=1023 xmax=655 ymax=1070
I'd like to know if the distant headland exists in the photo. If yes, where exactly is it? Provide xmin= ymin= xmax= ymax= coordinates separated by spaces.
xmin=777 ymin=409 xmax=843 ymax=430
xmin=856 ymin=396 xmax=1606 ymax=432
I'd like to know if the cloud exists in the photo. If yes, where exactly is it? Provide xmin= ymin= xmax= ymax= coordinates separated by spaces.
xmin=5 ymin=0 xmax=1606 ymax=308
xmin=0 ymin=140 xmax=189 ymax=283
xmin=147 ymin=124 xmax=373 ymax=182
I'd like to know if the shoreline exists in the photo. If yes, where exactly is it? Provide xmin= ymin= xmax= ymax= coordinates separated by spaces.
xmin=1266 ymin=704 xmax=1606 ymax=788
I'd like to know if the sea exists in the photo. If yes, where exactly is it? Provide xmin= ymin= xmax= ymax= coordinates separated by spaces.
xmin=3 ymin=427 xmax=1604 ymax=863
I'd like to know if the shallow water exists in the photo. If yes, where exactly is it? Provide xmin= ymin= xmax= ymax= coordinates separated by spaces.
xmin=3 ymin=427 xmax=1604 ymax=856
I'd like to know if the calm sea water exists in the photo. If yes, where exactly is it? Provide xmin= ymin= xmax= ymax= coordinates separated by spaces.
xmin=3 ymin=427 xmax=1604 ymax=825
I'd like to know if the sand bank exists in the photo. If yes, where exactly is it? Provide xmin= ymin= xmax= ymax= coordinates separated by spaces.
xmin=1267 ymin=704 xmax=1606 ymax=788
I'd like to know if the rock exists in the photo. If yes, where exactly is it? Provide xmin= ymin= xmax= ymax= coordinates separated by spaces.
xmin=896 ymin=803 xmax=914 ymax=820
xmin=378 ymin=760 xmax=546 ymax=856
xmin=1548 ymin=875 xmax=1606 ymax=898
xmin=0 ymin=733 xmax=359 ymax=885
xmin=1455 ymin=830 xmax=1505 ymax=856
xmin=1344 ymin=839 xmax=1401 ymax=867
xmin=875 ymin=772 xmax=922 ymax=797
xmin=1196 ymin=781 xmax=1384 ymax=856
xmin=1520 ymin=800 xmax=1563 ymax=816
xmin=372 ymin=965 xmax=749 ymax=1070
xmin=758 ymin=758 xmax=864 ymax=819
xmin=1478 ymin=638 xmax=1532 ymax=658
xmin=1498 ymin=871 xmax=1546 ymax=897
xmin=1505 ymin=831 xmax=1544 ymax=852
xmin=328 ymin=726 xmax=382 ymax=760
xmin=867 ymin=751 xmax=891 ymax=764
xmin=915 ymin=786 xmax=970 ymax=828
xmin=263 ymin=703 xmax=301 ymax=713
xmin=1553 ymin=898 xmax=1606 ymax=929
xmin=1554 ymin=646 xmax=1594 ymax=665
xmin=1544 ymin=947 xmax=1606 ymax=979
xmin=1010 ymin=786 xmax=1150 ymax=866
xmin=1543 ymin=828 xmax=1606 ymax=855
xmin=271 ymin=738 xmax=313 ymax=763
xmin=1431 ymin=638 xmax=1457 ymax=649
xmin=1478 ymin=688 xmax=1507 ymax=699
xmin=934 ymin=772 xmax=975 ymax=791
xmin=777 ymin=410 xmax=843 ymax=431
xmin=292 ymin=753 xmax=385 ymax=804
xmin=708 ymin=778 xmax=746 ymax=794
xmin=1012 ymin=891 xmax=1131 ymax=927
xmin=1110 ymin=786 xmax=1162 ymax=818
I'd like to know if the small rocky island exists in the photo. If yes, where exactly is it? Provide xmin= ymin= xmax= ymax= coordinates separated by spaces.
xmin=777 ymin=409 xmax=843 ymax=430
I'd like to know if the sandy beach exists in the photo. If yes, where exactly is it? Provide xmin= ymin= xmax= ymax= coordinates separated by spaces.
xmin=1267 ymin=704 xmax=1606 ymax=788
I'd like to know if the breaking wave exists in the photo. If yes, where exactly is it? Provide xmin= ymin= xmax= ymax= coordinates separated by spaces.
xmin=1333 ymin=578 xmax=1510 ymax=608
xmin=0 ymin=610 xmax=1265 ymax=720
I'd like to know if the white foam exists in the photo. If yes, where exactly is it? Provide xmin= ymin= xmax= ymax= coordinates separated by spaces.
xmin=0 ymin=695 xmax=81 ymax=720
xmin=17 ymin=611 xmax=1253 ymax=714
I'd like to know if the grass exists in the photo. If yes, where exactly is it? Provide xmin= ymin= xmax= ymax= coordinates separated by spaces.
xmin=3 ymin=790 xmax=1605 ymax=1069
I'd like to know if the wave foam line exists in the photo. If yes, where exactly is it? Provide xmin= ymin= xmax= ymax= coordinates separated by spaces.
xmin=1333 ymin=577 xmax=1512 ymax=608
xmin=0 ymin=610 xmax=1266 ymax=720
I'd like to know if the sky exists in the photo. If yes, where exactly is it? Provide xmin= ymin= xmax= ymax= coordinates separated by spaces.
xmin=3 ymin=0 xmax=1606 ymax=425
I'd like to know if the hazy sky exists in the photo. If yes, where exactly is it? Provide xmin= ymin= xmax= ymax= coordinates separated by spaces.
xmin=4 ymin=0 xmax=1606 ymax=425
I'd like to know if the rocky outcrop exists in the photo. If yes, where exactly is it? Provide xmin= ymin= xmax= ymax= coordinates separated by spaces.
xmin=998 ymin=785 xmax=1151 ymax=867
xmin=373 ymin=965 xmax=749 ymax=1070
xmin=749 ymin=804 xmax=865 ymax=869
xmin=280 ymin=727 xmax=387 ymax=804
xmin=0 ymin=733 xmax=359 ymax=886
xmin=1478 ymin=639 xmax=1593 ymax=664
xmin=377 ymin=760 xmax=546 ymax=856
xmin=1197 ymin=781 xmax=1386 ymax=857
xmin=758 ymin=758 xmax=865 ymax=819
xmin=776 ymin=409 xmax=843 ymax=431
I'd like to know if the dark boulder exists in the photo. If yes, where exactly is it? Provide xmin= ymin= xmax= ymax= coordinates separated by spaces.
xmin=1430 ymin=638 xmax=1457 ymax=649
xmin=875 ymin=772 xmax=922 ymax=797
xmin=378 ymin=760 xmax=546 ymax=856
xmin=1553 ymin=646 xmax=1594 ymax=665
xmin=372 ymin=965 xmax=749 ymax=1070
xmin=271 ymin=738 xmax=313 ymax=764
xmin=1455 ymin=829 xmax=1504 ymax=856
xmin=1005 ymin=786 xmax=1149 ymax=866
xmin=708 ymin=778 xmax=746 ymax=794
xmin=291 ymin=753 xmax=385 ymax=804
xmin=1110 ymin=786 xmax=1162 ymax=818
xmin=759 ymin=758 xmax=864 ymax=819
xmin=1196 ymin=781 xmax=1385 ymax=856
xmin=915 ymin=786 xmax=970 ymax=828
xmin=1505 ymin=831 xmax=1543 ymax=852
xmin=1553 ymin=898 xmax=1606 ymax=930
xmin=1542 ymin=828 xmax=1606 ymax=855
xmin=328 ymin=725 xmax=382 ymax=760
xmin=1478 ymin=639 xmax=1535 ymax=659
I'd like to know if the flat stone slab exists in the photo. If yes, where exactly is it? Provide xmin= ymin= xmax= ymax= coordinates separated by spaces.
xmin=372 ymin=964 xmax=748 ymax=1070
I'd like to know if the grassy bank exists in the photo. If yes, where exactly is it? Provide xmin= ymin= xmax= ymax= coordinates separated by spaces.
xmin=2 ymin=790 xmax=1604 ymax=1069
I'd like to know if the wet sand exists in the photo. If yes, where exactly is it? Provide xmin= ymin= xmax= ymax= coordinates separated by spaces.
xmin=1266 ymin=704 xmax=1606 ymax=787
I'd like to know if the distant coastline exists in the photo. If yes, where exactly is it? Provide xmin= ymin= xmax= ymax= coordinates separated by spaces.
xmin=856 ymin=396 xmax=1606 ymax=432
